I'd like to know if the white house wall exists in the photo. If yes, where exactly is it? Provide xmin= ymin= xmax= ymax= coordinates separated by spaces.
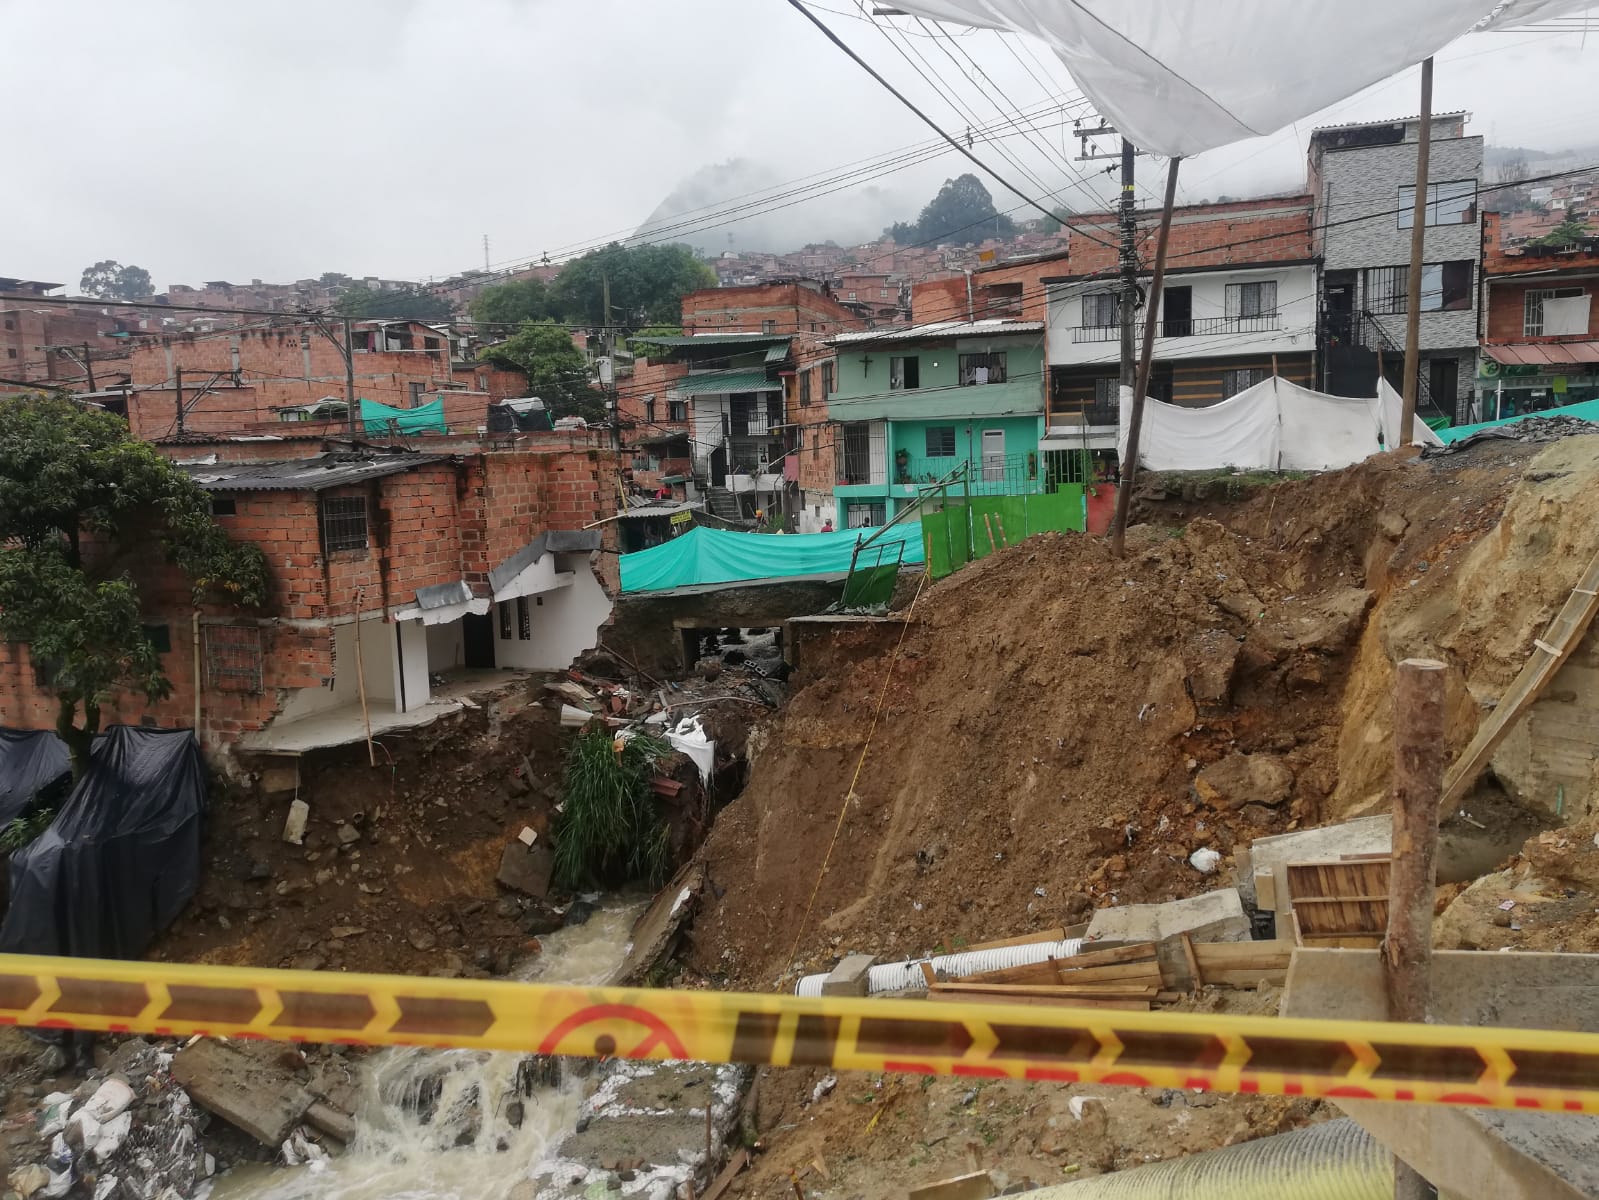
xmin=691 ymin=396 xmax=730 ymax=475
xmin=397 ymin=620 xmax=430 ymax=713
xmin=277 ymin=616 xmax=408 ymax=725
xmin=492 ymin=553 xmax=613 ymax=671
xmin=424 ymin=620 xmax=465 ymax=674
xmin=1047 ymin=265 xmax=1318 ymax=367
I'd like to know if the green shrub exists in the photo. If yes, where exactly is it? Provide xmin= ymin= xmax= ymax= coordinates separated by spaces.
xmin=0 ymin=808 xmax=55 ymax=853
xmin=552 ymin=731 xmax=673 ymax=889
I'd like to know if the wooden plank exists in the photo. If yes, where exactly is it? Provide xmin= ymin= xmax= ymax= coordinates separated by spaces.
xmin=1056 ymin=961 xmax=1164 ymax=984
xmin=932 ymin=982 xmax=1160 ymax=999
xmin=700 ymin=1148 xmax=750 ymax=1200
xmin=966 ymin=927 xmax=1066 ymax=952
xmin=956 ymin=959 xmax=1066 ymax=987
xmin=1180 ymin=933 xmax=1202 ymax=990
xmin=1440 ymin=546 xmax=1599 ymax=810
xmin=1059 ymin=942 xmax=1159 ymax=969
xmin=908 ymin=1170 xmax=996 ymax=1200
xmin=1192 ymin=941 xmax=1294 ymax=969
xmin=925 ymin=992 xmax=1149 ymax=1011
xmin=1195 ymin=966 xmax=1289 ymax=987
xmin=920 ymin=961 xmax=937 ymax=987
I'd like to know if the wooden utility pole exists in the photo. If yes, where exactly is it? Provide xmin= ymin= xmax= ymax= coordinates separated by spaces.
xmin=1118 ymin=139 xmax=1138 ymax=396
xmin=342 ymin=317 xmax=358 ymax=438
xmin=82 ymin=344 xmax=95 ymax=392
xmin=174 ymin=366 xmax=184 ymax=436
xmin=1399 ymin=58 xmax=1435 ymax=446
xmin=1386 ymin=656 xmax=1446 ymax=1200
xmin=1109 ymin=156 xmax=1182 ymax=556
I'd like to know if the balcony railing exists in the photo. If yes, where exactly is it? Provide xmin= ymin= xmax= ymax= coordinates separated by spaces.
xmin=1071 ymin=313 xmax=1282 ymax=342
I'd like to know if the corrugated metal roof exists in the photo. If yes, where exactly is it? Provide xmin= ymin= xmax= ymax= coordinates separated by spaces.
xmin=830 ymin=320 xmax=1043 ymax=346
xmin=674 ymin=370 xmax=782 ymax=396
xmin=763 ymin=341 xmax=792 ymax=363
xmin=1485 ymin=341 xmax=1599 ymax=367
xmin=620 ymin=501 xmax=703 ymax=520
xmin=185 ymin=453 xmax=446 ymax=493
xmin=636 ymin=333 xmax=790 ymax=348
xmin=488 ymin=530 xmax=603 ymax=593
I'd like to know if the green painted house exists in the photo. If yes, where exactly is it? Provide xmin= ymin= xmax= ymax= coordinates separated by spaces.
xmin=825 ymin=320 xmax=1049 ymax=528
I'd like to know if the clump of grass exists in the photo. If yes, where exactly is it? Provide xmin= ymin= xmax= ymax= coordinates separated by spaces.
xmin=0 ymin=808 xmax=55 ymax=853
xmin=552 ymin=731 xmax=672 ymax=890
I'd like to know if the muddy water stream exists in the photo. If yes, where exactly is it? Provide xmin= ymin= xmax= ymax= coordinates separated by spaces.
xmin=212 ymin=899 xmax=646 ymax=1200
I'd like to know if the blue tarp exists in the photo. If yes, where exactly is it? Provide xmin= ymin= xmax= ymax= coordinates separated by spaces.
xmin=1434 ymin=397 xmax=1599 ymax=444
xmin=620 ymin=525 xmax=925 ymax=593
xmin=361 ymin=397 xmax=446 ymax=436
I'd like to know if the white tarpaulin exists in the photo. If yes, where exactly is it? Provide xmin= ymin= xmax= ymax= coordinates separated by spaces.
xmin=1117 ymin=377 xmax=1441 ymax=472
xmin=887 ymin=1 xmax=1594 ymax=157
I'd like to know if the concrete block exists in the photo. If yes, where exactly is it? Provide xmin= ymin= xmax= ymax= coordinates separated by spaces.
xmin=1085 ymin=887 xmax=1250 ymax=947
xmin=820 ymin=953 xmax=877 ymax=997
xmin=171 ymin=1040 xmax=314 ymax=1147
xmin=259 ymin=762 xmax=300 ymax=798
xmin=281 ymin=798 xmax=309 ymax=846
xmin=497 ymin=842 xmax=554 ymax=898
xmin=1283 ymin=948 xmax=1599 ymax=1200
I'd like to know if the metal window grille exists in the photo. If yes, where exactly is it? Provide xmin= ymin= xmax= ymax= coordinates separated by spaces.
xmin=1364 ymin=267 xmax=1407 ymax=316
xmin=204 ymin=624 xmax=263 ymax=693
xmin=1222 ymin=368 xmax=1270 ymax=398
xmin=517 ymin=596 xmax=532 ymax=641
xmin=958 ymin=352 xmax=1007 ymax=385
xmin=925 ymin=426 xmax=956 ymax=457
xmin=499 ymin=600 xmax=512 ymax=640
xmin=845 ymin=501 xmax=886 ymax=528
xmin=1523 ymin=286 xmax=1585 ymax=336
xmin=1081 ymin=291 xmax=1118 ymax=327
xmin=820 ymin=361 xmax=834 ymax=398
xmin=800 ymin=372 xmax=812 ymax=407
xmin=319 ymin=495 xmax=368 ymax=553
xmin=1224 ymin=280 xmax=1278 ymax=320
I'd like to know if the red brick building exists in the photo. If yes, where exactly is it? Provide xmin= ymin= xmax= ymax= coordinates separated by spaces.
xmin=82 ymin=320 xmax=526 ymax=441
xmin=1 ymin=282 xmax=137 ymax=387
xmin=618 ymin=284 xmax=866 ymax=533
xmin=1476 ymin=209 xmax=1599 ymax=418
xmin=0 ymin=441 xmax=620 ymax=756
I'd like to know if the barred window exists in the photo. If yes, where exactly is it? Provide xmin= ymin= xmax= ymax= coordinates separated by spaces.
xmin=204 ymin=624 xmax=263 ymax=693
xmin=319 ymin=495 xmax=368 ymax=554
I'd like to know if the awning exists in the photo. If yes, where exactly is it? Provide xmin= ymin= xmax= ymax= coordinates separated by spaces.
xmin=1484 ymin=341 xmax=1599 ymax=367
xmin=675 ymin=370 xmax=782 ymax=397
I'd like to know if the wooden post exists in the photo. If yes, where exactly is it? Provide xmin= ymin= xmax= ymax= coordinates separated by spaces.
xmin=1109 ymin=156 xmax=1183 ymax=556
xmin=1400 ymin=58 xmax=1435 ymax=446
xmin=1386 ymin=656 xmax=1446 ymax=1200
xmin=192 ymin=612 xmax=202 ymax=739
xmin=353 ymin=590 xmax=376 ymax=767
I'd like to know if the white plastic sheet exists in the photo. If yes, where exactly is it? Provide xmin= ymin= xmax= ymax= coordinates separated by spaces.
xmin=1118 ymin=376 xmax=1440 ymax=472
xmin=888 ymin=1 xmax=1595 ymax=157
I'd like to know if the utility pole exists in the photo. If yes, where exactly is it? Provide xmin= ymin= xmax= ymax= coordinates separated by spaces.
xmin=82 ymin=344 xmax=95 ymax=392
xmin=483 ymin=234 xmax=491 ymax=272
xmin=174 ymin=366 xmax=184 ymax=436
xmin=342 ymin=317 xmax=358 ymax=438
xmin=1400 ymin=57 xmax=1435 ymax=446
xmin=1118 ymin=138 xmax=1138 ymax=396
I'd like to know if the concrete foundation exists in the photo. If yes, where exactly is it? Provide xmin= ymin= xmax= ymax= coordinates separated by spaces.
xmin=1282 ymin=948 xmax=1599 ymax=1200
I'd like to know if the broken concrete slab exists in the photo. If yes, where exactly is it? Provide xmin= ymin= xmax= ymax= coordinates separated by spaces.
xmin=1085 ymin=887 xmax=1250 ymax=947
xmin=1193 ymin=752 xmax=1293 ymax=810
xmin=281 ymin=798 xmax=309 ymax=846
xmin=1283 ymin=948 xmax=1599 ymax=1200
xmin=496 ymin=842 xmax=554 ymax=898
xmin=170 ymin=1040 xmax=315 ymax=1147
xmin=612 ymin=861 xmax=704 ymax=985
xmin=821 ymin=954 xmax=876 ymax=997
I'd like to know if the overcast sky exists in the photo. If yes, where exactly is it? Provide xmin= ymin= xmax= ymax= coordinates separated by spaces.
xmin=4 ymin=0 xmax=1596 ymax=292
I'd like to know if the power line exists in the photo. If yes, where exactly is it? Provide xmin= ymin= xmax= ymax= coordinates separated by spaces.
xmin=783 ymin=0 xmax=1121 ymax=252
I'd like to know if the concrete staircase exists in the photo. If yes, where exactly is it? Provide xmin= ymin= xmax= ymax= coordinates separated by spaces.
xmin=705 ymin=486 xmax=742 ymax=521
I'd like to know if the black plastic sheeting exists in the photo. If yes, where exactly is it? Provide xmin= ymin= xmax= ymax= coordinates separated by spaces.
xmin=0 ymin=726 xmax=206 ymax=960
xmin=0 ymin=728 xmax=72 ymax=827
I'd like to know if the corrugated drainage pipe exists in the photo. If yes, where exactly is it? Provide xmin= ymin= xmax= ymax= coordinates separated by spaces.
xmin=794 ymin=939 xmax=1083 ymax=996
xmin=1022 ymin=1118 xmax=1391 ymax=1200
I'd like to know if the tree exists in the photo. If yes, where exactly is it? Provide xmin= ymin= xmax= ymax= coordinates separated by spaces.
xmin=79 ymin=261 xmax=154 ymax=301
xmin=333 ymin=286 xmax=454 ymax=321
xmin=1529 ymin=216 xmax=1591 ymax=248
xmin=627 ymin=325 xmax=682 ymax=360
xmin=886 ymin=174 xmax=1016 ymax=246
xmin=469 ymin=277 xmax=551 ymax=327
xmin=318 ymin=272 xmax=354 ymax=288
xmin=478 ymin=321 xmax=608 ymax=422
xmin=548 ymin=243 xmax=715 ymax=329
xmin=0 ymin=395 xmax=269 ymax=774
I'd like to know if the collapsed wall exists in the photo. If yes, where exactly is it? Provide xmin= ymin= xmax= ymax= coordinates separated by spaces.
xmin=691 ymin=436 xmax=1599 ymax=988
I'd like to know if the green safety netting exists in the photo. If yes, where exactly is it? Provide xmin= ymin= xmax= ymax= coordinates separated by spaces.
xmin=1433 ymin=397 xmax=1599 ymax=444
xmin=361 ymin=397 xmax=446 ymax=436
xmin=620 ymin=525 xmax=924 ymax=593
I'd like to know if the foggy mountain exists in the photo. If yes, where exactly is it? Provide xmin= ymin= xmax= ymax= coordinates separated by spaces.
xmin=632 ymin=158 xmax=911 ymax=254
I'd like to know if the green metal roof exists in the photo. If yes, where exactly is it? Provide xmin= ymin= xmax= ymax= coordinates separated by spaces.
xmin=763 ymin=341 xmax=792 ymax=363
xmin=674 ymin=370 xmax=783 ymax=396
xmin=636 ymin=333 xmax=789 ymax=348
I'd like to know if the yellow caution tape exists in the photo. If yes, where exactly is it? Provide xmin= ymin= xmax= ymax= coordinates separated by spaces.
xmin=2 ymin=952 xmax=1596 ymax=1112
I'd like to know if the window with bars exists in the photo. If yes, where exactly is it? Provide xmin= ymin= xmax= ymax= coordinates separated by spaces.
xmin=845 ymin=500 xmax=886 ymax=528
xmin=1365 ymin=262 xmax=1473 ymax=314
xmin=204 ymin=624 xmax=263 ymax=693
xmin=499 ymin=600 xmax=512 ymax=640
xmin=517 ymin=596 xmax=532 ymax=641
xmin=1524 ymin=286 xmax=1587 ymax=336
xmin=1222 ymin=368 xmax=1270 ymax=398
xmin=799 ymin=371 xmax=812 ymax=407
xmin=820 ymin=361 xmax=834 ymax=398
xmin=1081 ymin=291 xmax=1117 ymax=327
xmin=1224 ymin=280 xmax=1278 ymax=319
xmin=958 ymin=352 xmax=1007 ymax=385
xmin=925 ymin=426 xmax=956 ymax=457
xmin=319 ymin=495 xmax=368 ymax=553
xmin=667 ymin=396 xmax=687 ymax=421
